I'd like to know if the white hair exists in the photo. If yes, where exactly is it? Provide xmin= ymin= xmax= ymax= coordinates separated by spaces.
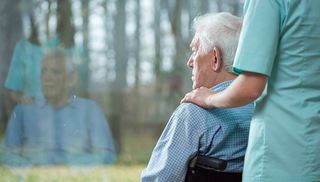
xmin=42 ymin=48 xmax=78 ymax=75
xmin=192 ymin=12 xmax=243 ymax=73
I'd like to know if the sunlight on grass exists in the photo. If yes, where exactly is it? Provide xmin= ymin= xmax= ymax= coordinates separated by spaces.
xmin=0 ymin=165 xmax=147 ymax=182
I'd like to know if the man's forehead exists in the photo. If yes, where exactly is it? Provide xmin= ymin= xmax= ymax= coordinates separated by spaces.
xmin=190 ymin=33 xmax=200 ymax=48
xmin=190 ymin=26 xmax=205 ymax=48
xmin=42 ymin=56 xmax=65 ymax=67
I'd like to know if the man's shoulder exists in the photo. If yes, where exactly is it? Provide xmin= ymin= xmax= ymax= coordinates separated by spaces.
xmin=175 ymin=102 xmax=208 ymax=116
xmin=70 ymin=97 xmax=104 ymax=114
xmin=17 ymin=99 xmax=43 ymax=110
xmin=175 ymin=100 xmax=254 ymax=124
xmin=171 ymin=102 xmax=211 ymax=129
xmin=72 ymin=97 xmax=99 ymax=107
xmin=9 ymin=100 xmax=43 ymax=119
xmin=30 ymin=97 xmax=100 ymax=110
xmin=71 ymin=98 xmax=107 ymax=122
xmin=73 ymin=97 xmax=94 ymax=103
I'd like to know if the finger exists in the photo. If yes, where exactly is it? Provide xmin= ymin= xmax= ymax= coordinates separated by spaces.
xmin=26 ymin=98 xmax=34 ymax=105
xmin=21 ymin=97 xmax=27 ymax=104
xmin=184 ymin=93 xmax=191 ymax=100
xmin=181 ymin=94 xmax=189 ymax=104
xmin=22 ymin=96 xmax=34 ymax=105
xmin=28 ymin=97 xmax=35 ymax=105
xmin=180 ymin=98 xmax=185 ymax=104
xmin=181 ymin=92 xmax=192 ymax=103
xmin=21 ymin=97 xmax=29 ymax=105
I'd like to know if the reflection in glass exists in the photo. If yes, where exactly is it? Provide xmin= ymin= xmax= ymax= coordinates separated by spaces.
xmin=0 ymin=0 xmax=245 ymax=181
xmin=0 ymin=49 xmax=116 ymax=167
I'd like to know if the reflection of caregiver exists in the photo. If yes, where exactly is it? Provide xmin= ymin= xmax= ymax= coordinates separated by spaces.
xmin=5 ymin=35 xmax=65 ymax=104
xmin=6 ymin=0 xmax=79 ymax=105
xmin=181 ymin=0 xmax=320 ymax=181
xmin=5 ymin=36 xmax=44 ymax=104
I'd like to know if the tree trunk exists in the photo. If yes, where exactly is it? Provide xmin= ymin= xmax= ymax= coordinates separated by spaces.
xmin=0 ymin=0 xmax=23 ymax=121
xmin=80 ymin=0 xmax=90 ymax=98
xmin=134 ymin=0 xmax=140 ymax=91
xmin=108 ymin=0 xmax=128 ymax=153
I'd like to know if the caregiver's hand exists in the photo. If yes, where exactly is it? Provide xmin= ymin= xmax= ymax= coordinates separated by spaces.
xmin=21 ymin=95 xmax=34 ymax=105
xmin=180 ymin=87 xmax=217 ymax=109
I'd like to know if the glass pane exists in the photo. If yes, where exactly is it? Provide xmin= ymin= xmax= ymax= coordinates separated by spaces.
xmin=0 ymin=0 xmax=244 ymax=181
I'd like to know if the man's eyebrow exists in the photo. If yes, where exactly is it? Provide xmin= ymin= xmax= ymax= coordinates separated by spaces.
xmin=190 ymin=37 xmax=198 ymax=49
xmin=190 ymin=41 xmax=194 ymax=48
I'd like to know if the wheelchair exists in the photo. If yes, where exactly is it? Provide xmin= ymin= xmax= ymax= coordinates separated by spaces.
xmin=185 ymin=155 xmax=242 ymax=182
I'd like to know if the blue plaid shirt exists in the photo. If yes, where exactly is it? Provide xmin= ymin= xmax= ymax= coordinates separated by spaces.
xmin=141 ymin=80 xmax=254 ymax=182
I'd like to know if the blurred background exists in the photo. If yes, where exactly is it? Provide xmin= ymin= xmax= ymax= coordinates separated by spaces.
xmin=0 ymin=0 xmax=244 ymax=181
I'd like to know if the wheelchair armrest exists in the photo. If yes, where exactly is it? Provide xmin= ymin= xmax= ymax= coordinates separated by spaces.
xmin=188 ymin=155 xmax=227 ymax=170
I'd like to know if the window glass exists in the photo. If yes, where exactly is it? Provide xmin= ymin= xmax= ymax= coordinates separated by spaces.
xmin=0 ymin=0 xmax=244 ymax=181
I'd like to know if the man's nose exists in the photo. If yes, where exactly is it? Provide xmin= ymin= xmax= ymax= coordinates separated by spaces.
xmin=42 ymin=72 xmax=48 ymax=80
xmin=187 ymin=55 xmax=194 ymax=68
xmin=41 ymin=71 xmax=52 ymax=82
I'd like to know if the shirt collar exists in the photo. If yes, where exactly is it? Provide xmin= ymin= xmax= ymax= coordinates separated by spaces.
xmin=37 ymin=95 xmax=78 ymax=109
xmin=210 ymin=80 xmax=234 ymax=93
xmin=44 ymin=34 xmax=60 ymax=48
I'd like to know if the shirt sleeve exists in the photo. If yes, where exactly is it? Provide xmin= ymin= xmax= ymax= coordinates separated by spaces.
xmin=233 ymin=0 xmax=281 ymax=76
xmin=5 ymin=40 xmax=26 ymax=91
xmin=88 ymin=101 xmax=117 ymax=164
xmin=0 ymin=105 xmax=31 ymax=166
xmin=141 ymin=104 xmax=200 ymax=182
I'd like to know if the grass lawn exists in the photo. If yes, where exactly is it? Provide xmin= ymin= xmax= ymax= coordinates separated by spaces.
xmin=0 ymin=165 xmax=147 ymax=182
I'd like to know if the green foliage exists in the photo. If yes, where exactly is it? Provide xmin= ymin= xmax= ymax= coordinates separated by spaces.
xmin=116 ymin=130 xmax=157 ymax=165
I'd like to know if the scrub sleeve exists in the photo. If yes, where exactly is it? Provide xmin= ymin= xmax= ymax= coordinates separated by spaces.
xmin=5 ymin=39 xmax=44 ymax=98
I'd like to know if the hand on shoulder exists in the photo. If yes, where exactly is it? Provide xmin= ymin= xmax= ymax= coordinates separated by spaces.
xmin=181 ymin=87 xmax=217 ymax=109
xmin=21 ymin=95 xmax=35 ymax=105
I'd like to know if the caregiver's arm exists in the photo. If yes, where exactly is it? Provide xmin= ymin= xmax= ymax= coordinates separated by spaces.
xmin=181 ymin=71 xmax=268 ymax=109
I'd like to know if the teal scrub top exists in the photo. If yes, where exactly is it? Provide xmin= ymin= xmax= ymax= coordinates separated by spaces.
xmin=233 ymin=0 xmax=320 ymax=181
xmin=5 ymin=39 xmax=44 ymax=98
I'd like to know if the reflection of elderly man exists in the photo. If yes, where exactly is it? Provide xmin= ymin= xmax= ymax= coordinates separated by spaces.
xmin=141 ymin=13 xmax=254 ymax=181
xmin=0 ymin=49 xmax=116 ymax=166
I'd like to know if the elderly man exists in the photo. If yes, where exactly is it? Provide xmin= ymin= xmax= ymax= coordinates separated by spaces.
xmin=141 ymin=12 xmax=254 ymax=181
xmin=0 ymin=49 xmax=116 ymax=166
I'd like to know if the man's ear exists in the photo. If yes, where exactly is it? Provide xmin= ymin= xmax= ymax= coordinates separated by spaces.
xmin=69 ymin=72 xmax=78 ymax=87
xmin=212 ymin=47 xmax=222 ymax=72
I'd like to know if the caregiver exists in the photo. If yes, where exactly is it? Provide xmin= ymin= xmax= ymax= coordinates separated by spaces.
xmin=181 ymin=0 xmax=320 ymax=181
